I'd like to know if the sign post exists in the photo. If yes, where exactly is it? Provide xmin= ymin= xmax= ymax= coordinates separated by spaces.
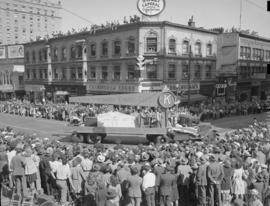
xmin=158 ymin=91 xmax=176 ymax=127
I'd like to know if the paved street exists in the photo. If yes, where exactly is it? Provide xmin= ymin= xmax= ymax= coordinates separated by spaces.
xmin=0 ymin=112 xmax=267 ymax=143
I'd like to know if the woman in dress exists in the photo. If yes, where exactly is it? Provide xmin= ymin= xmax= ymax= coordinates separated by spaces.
xmin=232 ymin=161 xmax=248 ymax=200
xmin=70 ymin=157 xmax=86 ymax=195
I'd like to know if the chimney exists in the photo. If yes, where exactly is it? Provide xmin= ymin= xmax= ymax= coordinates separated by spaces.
xmin=188 ymin=16 xmax=195 ymax=27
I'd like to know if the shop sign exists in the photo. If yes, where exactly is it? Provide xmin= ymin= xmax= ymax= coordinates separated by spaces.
xmin=0 ymin=85 xmax=14 ymax=92
xmin=251 ymin=73 xmax=266 ymax=79
xmin=0 ymin=46 xmax=6 ymax=59
xmin=167 ymin=83 xmax=200 ymax=91
xmin=158 ymin=91 xmax=176 ymax=108
xmin=8 ymin=45 xmax=24 ymax=59
xmin=24 ymin=84 xmax=45 ymax=92
xmin=87 ymin=83 xmax=138 ymax=93
xmin=216 ymin=84 xmax=227 ymax=89
xmin=137 ymin=0 xmax=166 ymax=16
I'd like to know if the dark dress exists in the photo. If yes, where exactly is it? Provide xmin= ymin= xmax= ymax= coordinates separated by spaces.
xmin=171 ymin=174 xmax=179 ymax=202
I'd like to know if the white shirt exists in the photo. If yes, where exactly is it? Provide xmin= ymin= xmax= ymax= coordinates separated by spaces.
xmin=81 ymin=158 xmax=93 ymax=171
xmin=142 ymin=172 xmax=156 ymax=191
xmin=53 ymin=163 xmax=71 ymax=180
xmin=7 ymin=150 xmax=16 ymax=170
xmin=49 ymin=160 xmax=62 ymax=172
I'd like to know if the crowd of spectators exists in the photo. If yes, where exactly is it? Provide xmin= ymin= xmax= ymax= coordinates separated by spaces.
xmin=0 ymin=99 xmax=267 ymax=127
xmin=0 ymin=118 xmax=270 ymax=206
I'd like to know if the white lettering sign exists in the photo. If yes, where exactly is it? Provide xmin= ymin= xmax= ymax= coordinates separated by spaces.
xmin=137 ymin=0 xmax=165 ymax=16
xmin=87 ymin=83 xmax=138 ymax=93
xmin=168 ymin=83 xmax=200 ymax=91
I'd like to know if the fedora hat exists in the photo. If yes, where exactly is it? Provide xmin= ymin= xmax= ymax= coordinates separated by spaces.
xmin=97 ymin=155 xmax=105 ymax=163
xmin=141 ymin=152 xmax=150 ymax=161
xmin=92 ymin=164 xmax=101 ymax=172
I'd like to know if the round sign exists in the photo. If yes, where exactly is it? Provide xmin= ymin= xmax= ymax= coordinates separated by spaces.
xmin=137 ymin=0 xmax=166 ymax=17
xmin=158 ymin=91 xmax=176 ymax=109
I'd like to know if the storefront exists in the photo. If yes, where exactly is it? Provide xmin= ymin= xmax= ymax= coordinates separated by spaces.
xmin=24 ymin=84 xmax=45 ymax=103
xmin=45 ymin=85 xmax=86 ymax=102
xmin=87 ymin=82 xmax=139 ymax=94
xmin=237 ymin=82 xmax=252 ymax=101
xmin=200 ymin=81 xmax=215 ymax=97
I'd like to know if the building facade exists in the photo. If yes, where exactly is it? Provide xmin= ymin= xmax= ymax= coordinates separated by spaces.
xmin=217 ymin=32 xmax=270 ymax=101
xmin=24 ymin=21 xmax=218 ymax=102
xmin=0 ymin=44 xmax=25 ymax=99
xmin=0 ymin=0 xmax=62 ymax=45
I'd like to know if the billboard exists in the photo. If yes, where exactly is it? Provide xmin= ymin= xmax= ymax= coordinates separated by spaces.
xmin=0 ymin=46 xmax=6 ymax=59
xmin=137 ymin=0 xmax=165 ymax=16
xmin=8 ymin=45 xmax=24 ymax=59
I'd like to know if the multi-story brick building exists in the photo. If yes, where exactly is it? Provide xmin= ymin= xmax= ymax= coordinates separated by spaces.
xmin=24 ymin=20 xmax=218 ymax=102
xmin=0 ymin=0 xmax=62 ymax=45
xmin=217 ymin=32 xmax=270 ymax=101
xmin=0 ymin=44 xmax=25 ymax=99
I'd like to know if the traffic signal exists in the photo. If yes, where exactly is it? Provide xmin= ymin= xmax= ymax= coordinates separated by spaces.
xmin=136 ymin=55 xmax=145 ymax=70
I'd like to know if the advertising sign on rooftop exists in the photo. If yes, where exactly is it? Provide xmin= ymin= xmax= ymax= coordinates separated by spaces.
xmin=0 ymin=46 xmax=6 ymax=59
xmin=8 ymin=45 xmax=24 ymax=59
xmin=137 ymin=0 xmax=165 ymax=16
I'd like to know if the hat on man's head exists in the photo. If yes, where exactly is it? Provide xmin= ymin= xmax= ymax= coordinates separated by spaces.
xmin=106 ymin=188 xmax=117 ymax=199
xmin=141 ymin=152 xmax=150 ymax=161
xmin=92 ymin=164 xmax=101 ymax=172
xmin=209 ymin=155 xmax=216 ymax=162
xmin=97 ymin=155 xmax=105 ymax=163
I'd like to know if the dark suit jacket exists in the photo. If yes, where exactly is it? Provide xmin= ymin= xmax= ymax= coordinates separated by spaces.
xmin=158 ymin=172 xmax=175 ymax=196
xmin=196 ymin=163 xmax=208 ymax=186
xmin=127 ymin=174 xmax=142 ymax=198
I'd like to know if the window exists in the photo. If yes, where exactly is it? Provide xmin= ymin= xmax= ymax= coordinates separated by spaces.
xmin=18 ymin=76 xmax=23 ymax=85
xmin=127 ymin=65 xmax=138 ymax=80
xmin=113 ymin=40 xmax=121 ymax=55
xmin=43 ymin=49 xmax=47 ymax=61
xmin=146 ymin=37 xmax=157 ymax=53
xmin=101 ymin=66 xmax=108 ymax=80
xmin=127 ymin=37 xmax=135 ymax=54
xmin=194 ymin=64 xmax=201 ymax=79
xmin=25 ymin=51 xmax=30 ymax=63
xmin=113 ymin=66 xmax=121 ymax=80
xmin=44 ymin=69 xmax=47 ymax=79
xmin=33 ymin=70 xmax=37 ymax=79
xmin=39 ymin=70 xmax=43 ymax=79
xmin=53 ymin=48 xmax=58 ymax=61
xmin=182 ymin=41 xmax=189 ymax=54
xmin=168 ymin=64 xmax=176 ymax=80
xmin=76 ymin=45 xmax=83 ymax=59
xmin=61 ymin=68 xmax=66 ymax=80
xmin=205 ymin=65 xmax=212 ymax=78
xmin=182 ymin=64 xmax=189 ymax=80
xmin=240 ymin=46 xmax=251 ymax=59
xmin=62 ymin=47 xmax=67 ymax=60
xmin=206 ymin=44 xmax=212 ymax=56
xmin=70 ymin=68 xmax=76 ymax=80
xmin=194 ymin=42 xmax=201 ymax=56
xmin=26 ymin=69 xmax=30 ymax=79
xmin=146 ymin=64 xmax=157 ymax=79
xmin=89 ymin=66 xmax=96 ymax=79
xmin=53 ymin=68 xmax=58 ymax=79
xmin=32 ymin=51 xmax=36 ymax=63
xmin=90 ymin=43 xmax=96 ymax=56
xmin=253 ymin=48 xmax=264 ymax=60
xmin=168 ymin=39 xmax=176 ymax=54
xmin=70 ymin=46 xmax=76 ymax=59
xmin=101 ymin=41 xmax=108 ymax=56
xmin=77 ymin=67 xmax=83 ymax=79
xmin=266 ymin=50 xmax=270 ymax=61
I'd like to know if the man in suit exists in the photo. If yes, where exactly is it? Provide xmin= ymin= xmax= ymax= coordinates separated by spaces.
xmin=157 ymin=165 xmax=176 ymax=206
xmin=207 ymin=155 xmax=224 ymax=206
xmin=127 ymin=166 xmax=142 ymax=206
xmin=196 ymin=156 xmax=208 ymax=206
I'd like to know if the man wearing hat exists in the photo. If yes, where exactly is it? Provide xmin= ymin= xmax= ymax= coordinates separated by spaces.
xmin=157 ymin=165 xmax=176 ymax=206
xmin=196 ymin=156 xmax=208 ymax=206
xmin=207 ymin=154 xmax=224 ymax=206
xmin=177 ymin=157 xmax=192 ymax=206
xmin=10 ymin=146 xmax=29 ymax=197
xmin=80 ymin=149 xmax=93 ymax=177
xmin=142 ymin=164 xmax=156 ymax=206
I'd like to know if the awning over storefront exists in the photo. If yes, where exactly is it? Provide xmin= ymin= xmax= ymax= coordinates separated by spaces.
xmin=180 ymin=94 xmax=207 ymax=103
xmin=70 ymin=93 xmax=207 ymax=107
xmin=70 ymin=92 xmax=162 ymax=107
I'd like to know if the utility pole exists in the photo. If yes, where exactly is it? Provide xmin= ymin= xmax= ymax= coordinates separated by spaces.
xmin=239 ymin=0 xmax=243 ymax=30
xmin=188 ymin=45 xmax=192 ymax=107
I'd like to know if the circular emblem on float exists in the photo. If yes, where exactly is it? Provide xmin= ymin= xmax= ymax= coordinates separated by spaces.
xmin=158 ymin=91 xmax=176 ymax=109
xmin=137 ymin=0 xmax=166 ymax=16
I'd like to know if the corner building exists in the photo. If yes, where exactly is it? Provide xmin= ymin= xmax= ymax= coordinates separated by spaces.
xmin=24 ymin=21 xmax=218 ymax=102
xmin=217 ymin=32 xmax=270 ymax=101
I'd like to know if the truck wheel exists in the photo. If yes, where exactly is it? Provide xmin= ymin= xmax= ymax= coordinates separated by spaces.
xmin=155 ymin=135 xmax=167 ymax=144
xmin=77 ymin=134 xmax=84 ymax=142
xmin=85 ymin=134 xmax=94 ymax=144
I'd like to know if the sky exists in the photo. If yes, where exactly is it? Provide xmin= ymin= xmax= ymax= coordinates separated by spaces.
xmin=58 ymin=0 xmax=270 ymax=38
